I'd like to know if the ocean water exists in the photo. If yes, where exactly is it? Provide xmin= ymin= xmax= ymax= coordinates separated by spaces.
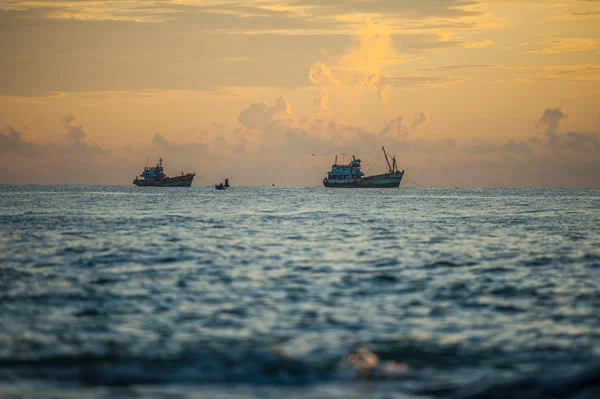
xmin=1 ymin=185 xmax=599 ymax=399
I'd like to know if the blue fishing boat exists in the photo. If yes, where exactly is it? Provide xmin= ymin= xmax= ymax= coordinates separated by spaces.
xmin=133 ymin=158 xmax=195 ymax=187
xmin=323 ymin=146 xmax=404 ymax=188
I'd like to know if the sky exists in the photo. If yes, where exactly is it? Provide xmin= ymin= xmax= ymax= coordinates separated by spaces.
xmin=0 ymin=0 xmax=599 ymax=187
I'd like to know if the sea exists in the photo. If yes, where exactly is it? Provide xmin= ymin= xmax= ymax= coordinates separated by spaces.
xmin=1 ymin=185 xmax=599 ymax=399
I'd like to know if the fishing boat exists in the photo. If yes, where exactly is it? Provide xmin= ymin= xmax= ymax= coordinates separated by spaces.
xmin=133 ymin=158 xmax=195 ymax=187
xmin=215 ymin=178 xmax=230 ymax=190
xmin=323 ymin=147 xmax=404 ymax=188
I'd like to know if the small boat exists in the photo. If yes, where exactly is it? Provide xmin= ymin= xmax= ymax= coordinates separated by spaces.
xmin=215 ymin=178 xmax=230 ymax=190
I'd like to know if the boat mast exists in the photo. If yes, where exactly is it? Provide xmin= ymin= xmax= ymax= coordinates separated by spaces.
xmin=382 ymin=146 xmax=392 ymax=173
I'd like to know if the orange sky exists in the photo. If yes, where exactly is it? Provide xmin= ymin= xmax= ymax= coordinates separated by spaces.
xmin=0 ymin=0 xmax=599 ymax=186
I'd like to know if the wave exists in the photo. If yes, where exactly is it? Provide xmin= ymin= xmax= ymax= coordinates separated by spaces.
xmin=0 ymin=347 xmax=406 ymax=386
xmin=1 ymin=349 xmax=599 ymax=399
xmin=451 ymin=361 xmax=600 ymax=399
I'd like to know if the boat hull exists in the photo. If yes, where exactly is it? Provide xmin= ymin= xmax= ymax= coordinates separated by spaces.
xmin=215 ymin=185 xmax=230 ymax=190
xmin=323 ymin=172 xmax=403 ymax=188
xmin=133 ymin=174 xmax=194 ymax=187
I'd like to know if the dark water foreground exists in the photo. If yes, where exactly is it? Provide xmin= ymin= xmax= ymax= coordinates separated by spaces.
xmin=1 ymin=186 xmax=599 ymax=398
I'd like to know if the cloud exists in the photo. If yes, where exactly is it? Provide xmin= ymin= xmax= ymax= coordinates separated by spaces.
xmin=0 ymin=92 xmax=66 ymax=104
xmin=411 ymin=111 xmax=430 ymax=131
xmin=314 ymin=91 xmax=332 ymax=118
xmin=283 ymin=128 xmax=336 ymax=155
xmin=536 ymin=106 xmax=569 ymax=133
xmin=511 ymin=64 xmax=600 ymax=85
xmin=291 ymin=0 xmax=483 ymax=20
xmin=152 ymin=133 xmax=175 ymax=151
xmin=549 ymin=10 xmax=600 ymax=21
xmin=568 ymin=75 xmax=600 ymax=83
xmin=502 ymin=139 xmax=534 ymax=157
xmin=408 ymin=137 xmax=457 ymax=153
xmin=461 ymin=140 xmax=496 ymax=155
xmin=458 ymin=39 xmax=494 ymax=48
xmin=61 ymin=113 xmax=110 ymax=154
xmin=278 ymin=112 xmax=454 ymax=160
xmin=212 ymin=122 xmax=226 ymax=131
xmin=2 ymin=1 xmax=486 ymax=28
xmin=309 ymin=62 xmax=343 ymax=90
xmin=524 ymin=38 xmax=600 ymax=54
xmin=380 ymin=115 xmax=409 ymax=140
xmin=0 ymin=125 xmax=42 ymax=156
xmin=418 ymin=64 xmax=497 ymax=71
xmin=380 ymin=75 xmax=471 ymax=88
xmin=232 ymin=95 xmax=452 ymax=160
xmin=546 ymin=131 xmax=600 ymax=154
xmin=308 ymin=18 xmax=405 ymax=102
xmin=0 ymin=114 xmax=120 ymax=184
xmin=534 ymin=106 xmax=599 ymax=158
xmin=341 ymin=18 xmax=404 ymax=71
xmin=306 ymin=18 xmax=472 ymax=102
xmin=377 ymin=85 xmax=391 ymax=104
xmin=152 ymin=133 xmax=209 ymax=154
xmin=62 ymin=114 xmax=89 ymax=146
xmin=237 ymin=96 xmax=297 ymax=132
xmin=1 ymin=114 xmax=109 ymax=157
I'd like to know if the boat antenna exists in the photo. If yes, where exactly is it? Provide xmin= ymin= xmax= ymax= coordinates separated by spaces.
xmin=382 ymin=146 xmax=392 ymax=173
xmin=340 ymin=153 xmax=346 ymax=163
xmin=146 ymin=157 xmax=149 ymax=167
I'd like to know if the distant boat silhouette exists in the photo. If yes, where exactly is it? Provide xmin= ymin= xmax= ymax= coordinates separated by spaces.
xmin=215 ymin=178 xmax=230 ymax=190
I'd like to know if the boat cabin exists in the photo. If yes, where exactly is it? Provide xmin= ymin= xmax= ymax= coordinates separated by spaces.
xmin=326 ymin=156 xmax=364 ymax=181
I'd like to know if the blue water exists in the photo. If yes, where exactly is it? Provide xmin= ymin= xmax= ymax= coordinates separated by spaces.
xmin=1 ymin=186 xmax=599 ymax=398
